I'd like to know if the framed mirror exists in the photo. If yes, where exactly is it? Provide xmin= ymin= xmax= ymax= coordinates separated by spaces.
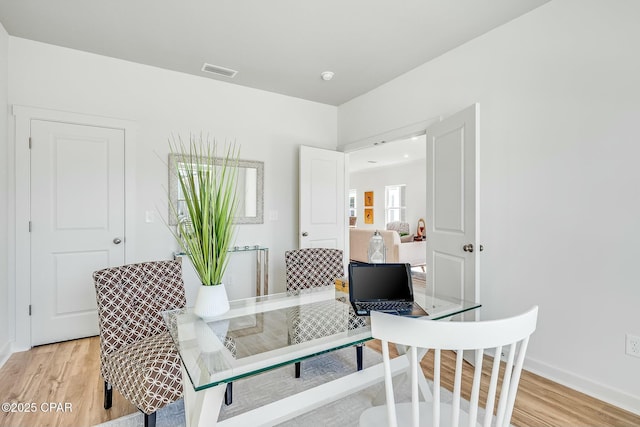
xmin=168 ymin=154 xmax=264 ymax=225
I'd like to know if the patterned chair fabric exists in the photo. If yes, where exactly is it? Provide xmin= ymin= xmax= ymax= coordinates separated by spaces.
xmin=93 ymin=260 xmax=186 ymax=415
xmin=285 ymin=248 xmax=345 ymax=291
xmin=285 ymin=248 xmax=366 ymax=347
xmin=287 ymin=299 xmax=367 ymax=343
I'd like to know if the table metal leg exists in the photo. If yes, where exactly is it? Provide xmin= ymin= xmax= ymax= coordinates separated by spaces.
xmin=263 ymin=249 xmax=268 ymax=295
xmin=225 ymin=382 xmax=233 ymax=405
xmin=255 ymin=249 xmax=269 ymax=296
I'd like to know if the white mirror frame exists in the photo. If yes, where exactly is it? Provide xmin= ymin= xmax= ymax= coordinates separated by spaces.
xmin=168 ymin=154 xmax=264 ymax=225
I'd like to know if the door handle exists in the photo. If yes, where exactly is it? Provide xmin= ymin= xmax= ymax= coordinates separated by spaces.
xmin=113 ymin=238 xmax=122 ymax=245
xmin=463 ymin=244 xmax=484 ymax=252
xmin=301 ymin=232 xmax=309 ymax=237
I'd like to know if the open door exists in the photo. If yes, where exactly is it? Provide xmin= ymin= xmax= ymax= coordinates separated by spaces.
xmin=426 ymin=104 xmax=480 ymax=306
xmin=299 ymin=146 xmax=346 ymax=251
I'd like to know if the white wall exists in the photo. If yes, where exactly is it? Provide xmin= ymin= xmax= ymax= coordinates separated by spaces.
xmin=0 ymin=23 xmax=9 ymax=365
xmin=338 ymin=0 xmax=640 ymax=413
xmin=349 ymin=160 xmax=426 ymax=232
xmin=6 ymin=37 xmax=337 ymax=340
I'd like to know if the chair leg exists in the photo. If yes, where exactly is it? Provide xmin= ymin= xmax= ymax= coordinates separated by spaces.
xmin=103 ymin=382 xmax=112 ymax=409
xmin=144 ymin=411 xmax=156 ymax=427
xmin=356 ymin=344 xmax=363 ymax=371
xmin=225 ymin=382 xmax=233 ymax=405
xmin=295 ymin=361 xmax=301 ymax=378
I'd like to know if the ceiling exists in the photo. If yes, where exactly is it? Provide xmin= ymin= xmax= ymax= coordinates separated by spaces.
xmin=348 ymin=135 xmax=426 ymax=173
xmin=0 ymin=0 xmax=549 ymax=106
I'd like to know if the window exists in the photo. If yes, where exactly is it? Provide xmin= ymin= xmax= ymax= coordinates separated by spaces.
xmin=385 ymin=185 xmax=406 ymax=223
xmin=348 ymin=189 xmax=357 ymax=217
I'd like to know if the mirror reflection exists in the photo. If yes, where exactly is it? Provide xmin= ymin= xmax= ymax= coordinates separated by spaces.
xmin=169 ymin=154 xmax=264 ymax=225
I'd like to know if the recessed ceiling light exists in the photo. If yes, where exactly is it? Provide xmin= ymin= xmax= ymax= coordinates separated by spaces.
xmin=403 ymin=154 xmax=409 ymax=158
xmin=320 ymin=71 xmax=334 ymax=81
xmin=202 ymin=63 xmax=238 ymax=78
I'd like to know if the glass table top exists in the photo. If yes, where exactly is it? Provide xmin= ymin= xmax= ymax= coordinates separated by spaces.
xmin=163 ymin=285 xmax=480 ymax=392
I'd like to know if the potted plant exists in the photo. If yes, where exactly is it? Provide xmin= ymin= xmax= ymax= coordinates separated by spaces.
xmin=169 ymin=134 xmax=240 ymax=318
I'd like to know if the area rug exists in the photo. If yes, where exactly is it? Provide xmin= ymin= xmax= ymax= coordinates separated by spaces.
xmin=94 ymin=346 xmax=501 ymax=427
xmin=95 ymin=346 xmax=389 ymax=427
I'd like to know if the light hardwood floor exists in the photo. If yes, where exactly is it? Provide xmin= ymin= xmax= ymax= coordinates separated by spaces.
xmin=0 ymin=337 xmax=638 ymax=427
xmin=0 ymin=337 xmax=135 ymax=427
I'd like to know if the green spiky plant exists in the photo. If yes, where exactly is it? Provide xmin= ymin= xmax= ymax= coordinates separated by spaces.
xmin=169 ymin=134 xmax=240 ymax=286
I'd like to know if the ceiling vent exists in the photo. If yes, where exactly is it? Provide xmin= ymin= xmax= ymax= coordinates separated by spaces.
xmin=201 ymin=63 xmax=238 ymax=78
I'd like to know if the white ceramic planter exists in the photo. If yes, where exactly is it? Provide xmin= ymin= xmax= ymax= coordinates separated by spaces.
xmin=193 ymin=283 xmax=230 ymax=319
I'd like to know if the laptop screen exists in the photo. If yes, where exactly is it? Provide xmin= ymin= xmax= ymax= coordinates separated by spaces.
xmin=348 ymin=262 xmax=414 ymax=302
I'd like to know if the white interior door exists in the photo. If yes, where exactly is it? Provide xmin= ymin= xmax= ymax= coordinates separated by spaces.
xmin=426 ymin=104 xmax=479 ymax=305
xmin=30 ymin=120 xmax=125 ymax=345
xmin=299 ymin=146 xmax=346 ymax=250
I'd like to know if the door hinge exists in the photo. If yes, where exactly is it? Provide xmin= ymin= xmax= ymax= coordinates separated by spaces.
xmin=29 ymin=221 xmax=32 ymax=232
xmin=29 ymin=305 xmax=32 ymax=316
xmin=29 ymin=137 xmax=32 ymax=149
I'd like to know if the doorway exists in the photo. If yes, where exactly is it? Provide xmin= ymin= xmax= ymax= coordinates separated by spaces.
xmin=347 ymin=135 xmax=427 ymax=234
xmin=343 ymin=104 xmax=480 ymax=306
xmin=347 ymin=135 xmax=428 ymax=283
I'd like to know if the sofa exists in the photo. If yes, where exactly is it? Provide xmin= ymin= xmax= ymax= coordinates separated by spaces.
xmin=349 ymin=228 xmax=426 ymax=268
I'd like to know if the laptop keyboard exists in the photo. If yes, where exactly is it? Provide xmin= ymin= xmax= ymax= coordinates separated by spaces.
xmin=358 ymin=301 xmax=413 ymax=312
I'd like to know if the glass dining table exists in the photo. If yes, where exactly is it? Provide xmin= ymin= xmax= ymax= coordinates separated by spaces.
xmin=163 ymin=285 xmax=481 ymax=427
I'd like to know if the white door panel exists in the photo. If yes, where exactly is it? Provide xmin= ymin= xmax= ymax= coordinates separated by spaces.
xmin=299 ymin=146 xmax=346 ymax=251
xmin=434 ymin=129 xmax=464 ymax=232
xmin=53 ymin=251 xmax=110 ymax=313
xmin=426 ymin=104 xmax=479 ymax=306
xmin=30 ymin=120 xmax=125 ymax=345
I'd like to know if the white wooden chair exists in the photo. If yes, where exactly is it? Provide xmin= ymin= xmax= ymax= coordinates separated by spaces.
xmin=359 ymin=306 xmax=538 ymax=427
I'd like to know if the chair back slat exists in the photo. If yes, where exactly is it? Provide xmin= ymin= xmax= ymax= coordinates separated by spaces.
xmin=410 ymin=346 xmax=420 ymax=427
xmin=433 ymin=349 xmax=441 ymax=426
xmin=503 ymin=336 xmax=531 ymax=426
xmin=452 ymin=350 xmax=463 ymax=426
xmin=495 ymin=341 xmax=517 ymax=426
xmin=369 ymin=306 xmax=538 ymax=427
xmin=468 ymin=349 xmax=484 ymax=427
xmin=483 ymin=347 xmax=502 ymax=427
xmin=381 ymin=340 xmax=398 ymax=427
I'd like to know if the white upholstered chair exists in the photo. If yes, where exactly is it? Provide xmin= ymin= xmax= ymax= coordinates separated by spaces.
xmin=359 ymin=307 xmax=538 ymax=427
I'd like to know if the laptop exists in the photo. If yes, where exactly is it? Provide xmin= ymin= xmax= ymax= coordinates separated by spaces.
xmin=348 ymin=262 xmax=428 ymax=317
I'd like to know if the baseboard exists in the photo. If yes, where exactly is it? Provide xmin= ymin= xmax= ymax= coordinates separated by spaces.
xmin=525 ymin=357 xmax=640 ymax=416
xmin=0 ymin=339 xmax=13 ymax=370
